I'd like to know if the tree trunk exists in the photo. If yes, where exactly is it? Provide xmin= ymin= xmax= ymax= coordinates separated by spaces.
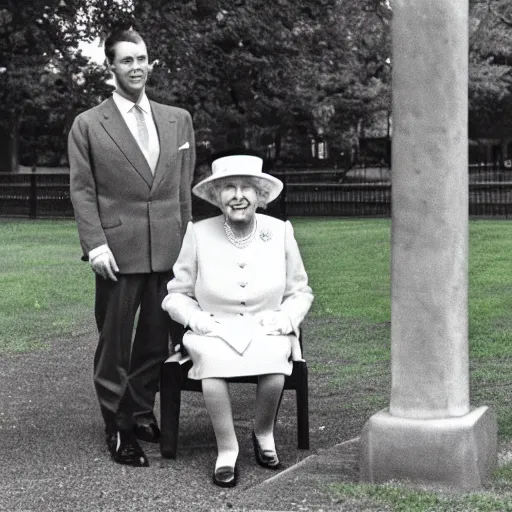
xmin=274 ymin=131 xmax=282 ymax=163
xmin=0 ymin=113 xmax=19 ymax=172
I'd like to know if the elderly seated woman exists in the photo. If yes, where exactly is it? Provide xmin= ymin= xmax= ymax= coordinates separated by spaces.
xmin=162 ymin=152 xmax=313 ymax=488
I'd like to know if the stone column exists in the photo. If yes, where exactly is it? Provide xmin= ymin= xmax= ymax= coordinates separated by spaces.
xmin=359 ymin=0 xmax=497 ymax=489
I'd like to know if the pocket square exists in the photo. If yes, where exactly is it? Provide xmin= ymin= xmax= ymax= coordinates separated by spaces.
xmin=178 ymin=141 xmax=190 ymax=150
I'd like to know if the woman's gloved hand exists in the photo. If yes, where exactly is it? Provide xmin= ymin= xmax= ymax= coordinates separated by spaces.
xmin=188 ymin=311 xmax=218 ymax=335
xmin=256 ymin=311 xmax=293 ymax=335
xmin=290 ymin=337 xmax=303 ymax=361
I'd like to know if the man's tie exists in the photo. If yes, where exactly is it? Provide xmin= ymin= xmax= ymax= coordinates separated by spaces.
xmin=132 ymin=105 xmax=149 ymax=152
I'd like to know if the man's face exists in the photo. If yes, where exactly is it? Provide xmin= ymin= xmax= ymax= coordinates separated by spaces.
xmin=109 ymin=40 xmax=149 ymax=102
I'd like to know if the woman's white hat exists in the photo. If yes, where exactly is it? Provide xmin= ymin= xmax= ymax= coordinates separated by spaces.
xmin=192 ymin=154 xmax=283 ymax=206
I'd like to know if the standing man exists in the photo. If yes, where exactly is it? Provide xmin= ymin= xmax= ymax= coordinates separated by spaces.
xmin=68 ymin=28 xmax=195 ymax=467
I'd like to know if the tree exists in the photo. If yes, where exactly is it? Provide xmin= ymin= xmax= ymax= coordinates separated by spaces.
xmin=1 ymin=1 xmax=76 ymax=169
xmin=5 ymin=0 xmax=510 ymax=170
xmin=126 ymin=0 xmax=392 ymax=165
xmin=469 ymin=0 xmax=512 ymax=139
xmin=0 ymin=0 xmax=391 ymax=168
xmin=0 ymin=0 xmax=133 ymax=170
xmin=18 ymin=54 xmax=114 ymax=166
xmin=303 ymin=1 xmax=392 ymax=165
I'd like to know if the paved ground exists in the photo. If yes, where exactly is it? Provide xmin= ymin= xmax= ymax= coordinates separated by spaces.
xmin=0 ymin=328 xmax=360 ymax=512
xmin=231 ymin=440 xmax=360 ymax=512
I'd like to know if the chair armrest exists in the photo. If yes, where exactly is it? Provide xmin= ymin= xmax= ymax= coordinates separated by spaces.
xmin=165 ymin=353 xmax=191 ymax=365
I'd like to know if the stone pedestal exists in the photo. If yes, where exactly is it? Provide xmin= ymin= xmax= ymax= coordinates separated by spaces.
xmin=359 ymin=0 xmax=497 ymax=489
xmin=360 ymin=407 xmax=497 ymax=489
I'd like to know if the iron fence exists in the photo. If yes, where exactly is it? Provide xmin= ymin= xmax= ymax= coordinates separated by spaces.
xmin=468 ymin=164 xmax=512 ymax=183
xmin=0 ymin=173 xmax=73 ymax=218
xmin=2 ymin=170 xmax=512 ymax=219
xmin=277 ymin=183 xmax=391 ymax=217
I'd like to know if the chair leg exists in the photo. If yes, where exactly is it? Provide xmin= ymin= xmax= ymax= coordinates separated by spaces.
xmin=160 ymin=361 xmax=183 ymax=458
xmin=295 ymin=362 xmax=309 ymax=450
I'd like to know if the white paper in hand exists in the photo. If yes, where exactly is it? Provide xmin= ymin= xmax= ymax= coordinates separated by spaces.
xmin=209 ymin=316 xmax=264 ymax=355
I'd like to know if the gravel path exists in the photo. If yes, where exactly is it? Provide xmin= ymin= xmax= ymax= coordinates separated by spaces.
xmin=0 ymin=319 xmax=360 ymax=512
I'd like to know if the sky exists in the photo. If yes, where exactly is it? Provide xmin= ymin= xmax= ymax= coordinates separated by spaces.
xmin=78 ymin=39 xmax=116 ymax=87
xmin=78 ymin=39 xmax=105 ymax=64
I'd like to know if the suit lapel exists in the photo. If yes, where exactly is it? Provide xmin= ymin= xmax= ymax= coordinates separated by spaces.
xmin=99 ymin=97 xmax=153 ymax=188
xmin=150 ymin=101 xmax=177 ymax=192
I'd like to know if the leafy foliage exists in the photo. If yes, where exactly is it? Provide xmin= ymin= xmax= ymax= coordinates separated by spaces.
xmin=0 ymin=0 xmax=119 ymax=166
xmin=2 ymin=0 xmax=512 ymax=167
xmin=127 ymin=0 xmax=392 ymax=163
xmin=469 ymin=0 xmax=512 ymax=138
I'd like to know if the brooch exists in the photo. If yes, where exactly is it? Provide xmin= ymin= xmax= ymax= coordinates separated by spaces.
xmin=259 ymin=229 xmax=272 ymax=242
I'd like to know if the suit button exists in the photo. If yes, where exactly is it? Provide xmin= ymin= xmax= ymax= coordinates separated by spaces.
xmin=239 ymin=281 xmax=247 ymax=288
xmin=148 ymin=200 xmax=152 ymax=205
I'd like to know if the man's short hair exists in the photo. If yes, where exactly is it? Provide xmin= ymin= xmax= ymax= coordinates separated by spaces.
xmin=104 ymin=28 xmax=145 ymax=64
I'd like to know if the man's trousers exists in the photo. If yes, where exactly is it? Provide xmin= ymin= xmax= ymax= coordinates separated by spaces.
xmin=93 ymin=271 xmax=176 ymax=430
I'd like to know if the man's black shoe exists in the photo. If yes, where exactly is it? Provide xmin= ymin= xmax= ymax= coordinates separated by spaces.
xmin=108 ymin=429 xmax=149 ymax=467
xmin=133 ymin=418 xmax=161 ymax=443
xmin=105 ymin=426 xmax=117 ymax=453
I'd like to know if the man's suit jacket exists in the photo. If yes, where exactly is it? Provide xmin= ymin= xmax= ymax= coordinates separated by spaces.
xmin=68 ymin=96 xmax=196 ymax=274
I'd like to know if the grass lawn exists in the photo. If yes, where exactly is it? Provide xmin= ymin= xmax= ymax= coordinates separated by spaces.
xmin=2 ymin=217 xmax=512 ymax=510
xmin=291 ymin=218 xmax=512 ymax=429
xmin=0 ymin=219 xmax=94 ymax=352
xmin=290 ymin=217 xmax=512 ymax=511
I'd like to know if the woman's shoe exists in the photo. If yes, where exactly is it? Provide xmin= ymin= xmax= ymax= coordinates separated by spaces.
xmin=252 ymin=431 xmax=281 ymax=470
xmin=213 ymin=465 xmax=238 ymax=488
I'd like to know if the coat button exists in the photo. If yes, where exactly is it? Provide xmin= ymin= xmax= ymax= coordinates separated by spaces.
xmin=239 ymin=282 xmax=247 ymax=288
xmin=240 ymin=301 xmax=246 ymax=306
xmin=238 ymin=262 xmax=246 ymax=268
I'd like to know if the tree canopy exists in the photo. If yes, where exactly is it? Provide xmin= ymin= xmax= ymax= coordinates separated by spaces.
xmin=469 ymin=0 xmax=512 ymax=138
xmin=1 ymin=0 xmax=512 ymax=169
xmin=128 ymin=0 xmax=392 ymax=164
xmin=0 ymin=0 xmax=124 ymax=167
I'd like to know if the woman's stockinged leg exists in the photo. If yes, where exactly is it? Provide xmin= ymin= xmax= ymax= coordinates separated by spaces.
xmin=254 ymin=374 xmax=285 ymax=453
xmin=202 ymin=378 xmax=239 ymax=469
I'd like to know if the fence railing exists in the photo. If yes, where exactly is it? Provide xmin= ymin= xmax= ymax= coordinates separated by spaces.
xmin=277 ymin=183 xmax=392 ymax=217
xmin=3 ymin=170 xmax=512 ymax=219
xmin=0 ymin=173 xmax=73 ymax=218
xmin=272 ymin=167 xmax=391 ymax=184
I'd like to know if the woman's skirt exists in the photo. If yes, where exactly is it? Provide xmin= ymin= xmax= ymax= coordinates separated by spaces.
xmin=182 ymin=332 xmax=296 ymax=380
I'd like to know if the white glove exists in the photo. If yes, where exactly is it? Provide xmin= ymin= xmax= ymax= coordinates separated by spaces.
xmin=256 ymin=311 xmax=293 ymax=335
xmin=90 ymin=247 xmax=119 ymax=281
xmin=290 ymin=337 xmax=304 ymax=361
xmin=188 ymin=311 xmax=218 ymax=335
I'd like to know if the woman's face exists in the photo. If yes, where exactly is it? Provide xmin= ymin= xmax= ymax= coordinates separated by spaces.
xmin=219 ymin=177 xmax=258 ymax=225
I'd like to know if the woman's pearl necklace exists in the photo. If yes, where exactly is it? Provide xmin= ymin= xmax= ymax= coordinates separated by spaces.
xmin=224 ymin=218 xmax=257 ymax=249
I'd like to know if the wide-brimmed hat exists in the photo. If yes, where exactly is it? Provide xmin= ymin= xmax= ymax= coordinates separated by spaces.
xmin=192 ymin=154 xmax=283 ymax=206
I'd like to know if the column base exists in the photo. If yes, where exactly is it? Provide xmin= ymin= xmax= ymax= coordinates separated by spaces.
xmin=359 ymin=406 xmax=497 ymax=490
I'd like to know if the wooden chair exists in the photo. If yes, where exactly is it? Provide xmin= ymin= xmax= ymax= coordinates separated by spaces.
xmin=159 ymin=333 xmax=309 ymax=458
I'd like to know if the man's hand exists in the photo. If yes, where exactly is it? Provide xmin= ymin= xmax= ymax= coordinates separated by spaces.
xmin=90 ymin=247 xmax=119 ymax=281
xmin=188 ymin=311 xmax=218 ymax=335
